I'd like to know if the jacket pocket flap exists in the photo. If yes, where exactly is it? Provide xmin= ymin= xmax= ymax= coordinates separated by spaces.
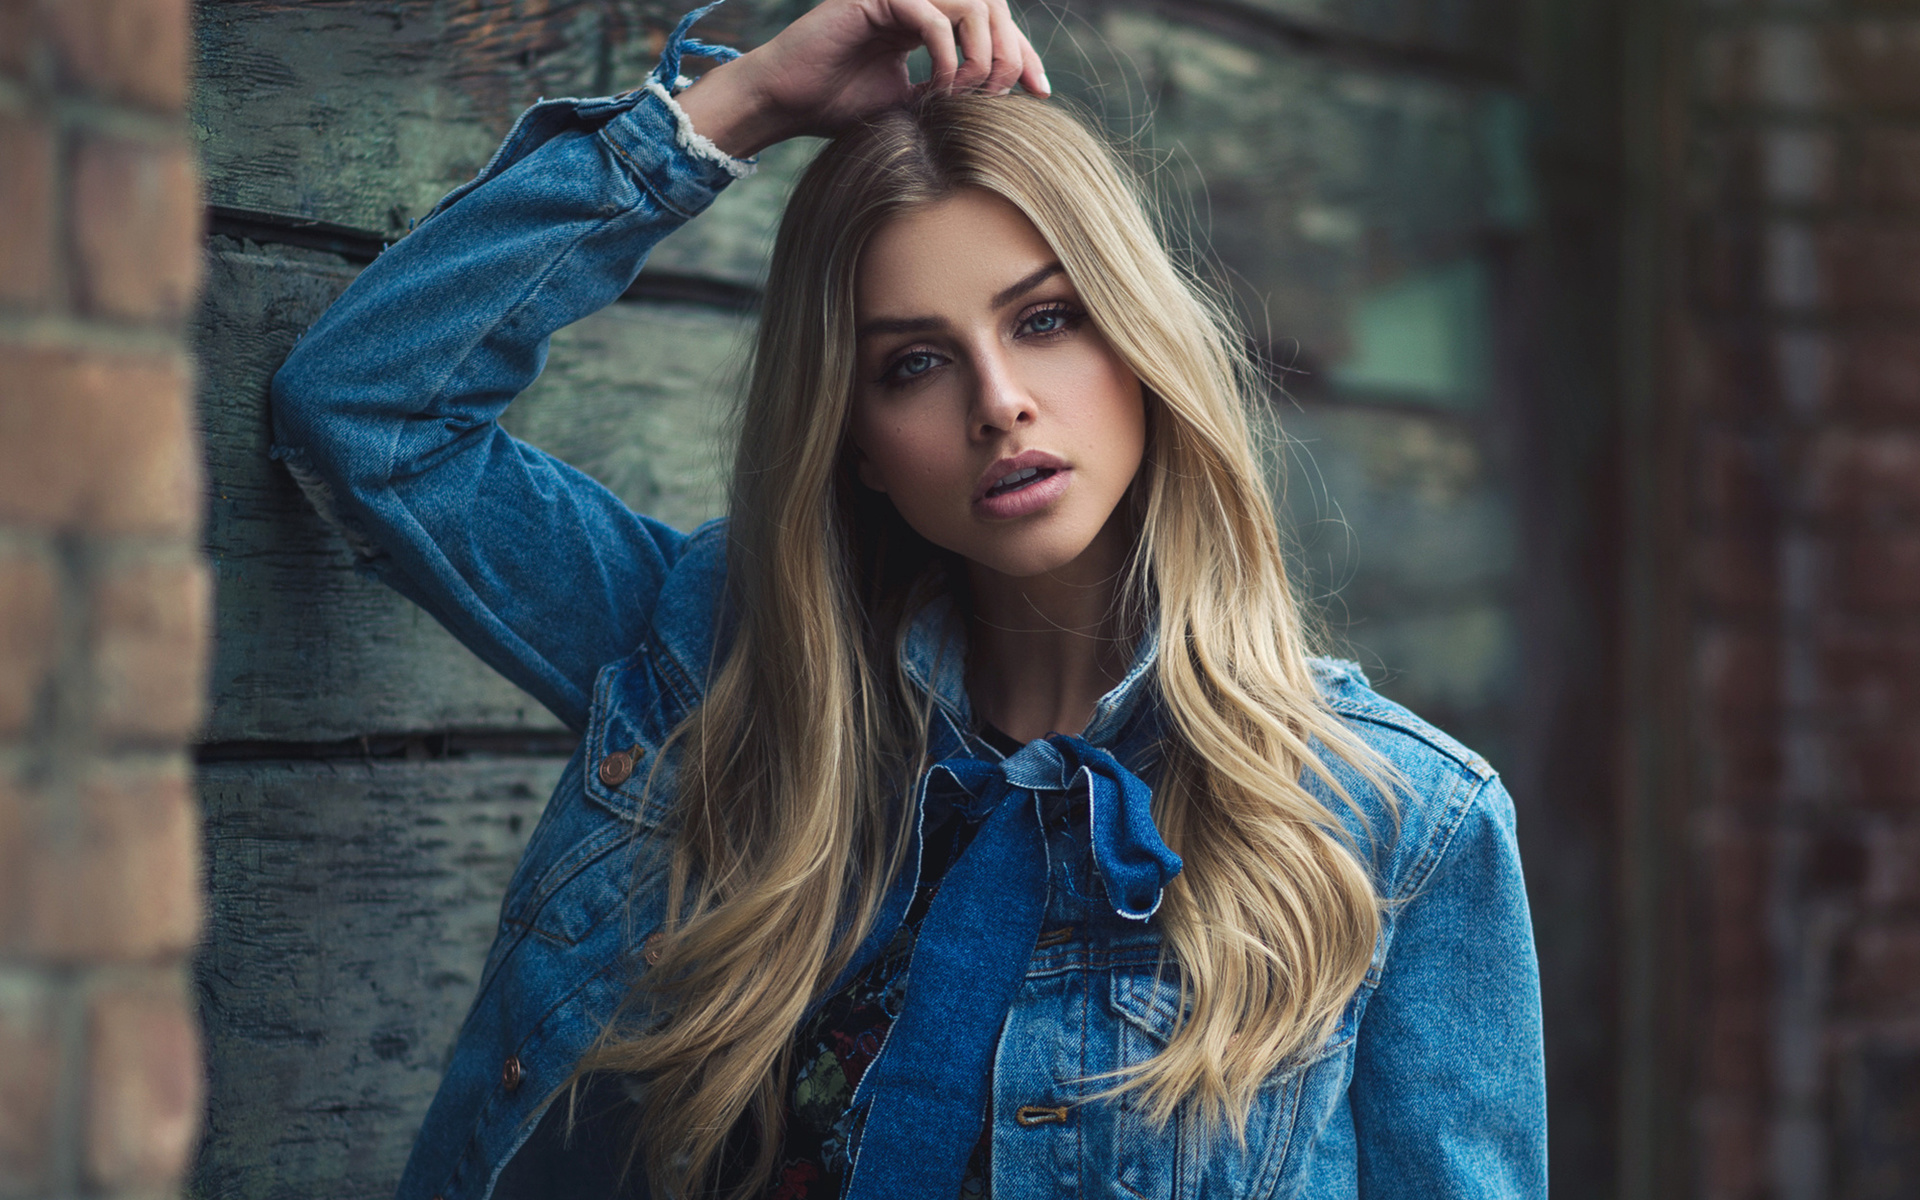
xmin=584 ymin=649 xmax=680 ymax=828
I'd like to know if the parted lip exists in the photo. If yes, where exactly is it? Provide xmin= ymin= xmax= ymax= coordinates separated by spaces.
xmin=972 ymin=450 xmax=1069 ymax=504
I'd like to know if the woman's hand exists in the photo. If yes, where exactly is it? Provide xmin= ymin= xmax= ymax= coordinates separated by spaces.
xmin=673 ymin=0 xmax=1049 ymax=160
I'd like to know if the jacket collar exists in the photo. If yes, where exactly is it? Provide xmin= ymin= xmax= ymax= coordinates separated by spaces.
xmin=897 ymin=592 xmax=1159 ymax=749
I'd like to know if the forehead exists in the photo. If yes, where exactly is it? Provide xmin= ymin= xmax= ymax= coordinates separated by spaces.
xmin=855 ymin=189 xmax=1059 ymax=316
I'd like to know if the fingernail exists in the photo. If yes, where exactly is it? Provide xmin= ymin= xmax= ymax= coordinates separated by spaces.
xmin=1039 ymin=72 xmax=1052 ymax=95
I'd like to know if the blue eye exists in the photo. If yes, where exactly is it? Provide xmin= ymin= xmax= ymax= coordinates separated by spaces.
xmin=1019 ymin=304 xmax=1082 ymax=337
xmin=881 ymin=349 xmax=944 ymax=386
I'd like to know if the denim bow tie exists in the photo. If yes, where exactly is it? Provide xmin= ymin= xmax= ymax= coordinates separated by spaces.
xmin=842 ymin=734 xmax=1183 ymax=1199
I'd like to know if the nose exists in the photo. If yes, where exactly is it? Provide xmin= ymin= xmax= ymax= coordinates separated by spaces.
xmin=969 ymin=342 xmax=1036 ymax=438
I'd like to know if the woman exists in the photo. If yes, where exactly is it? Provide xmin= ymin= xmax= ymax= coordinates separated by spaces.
xmin=269 ymin=1 xmax=1546 ymax=1197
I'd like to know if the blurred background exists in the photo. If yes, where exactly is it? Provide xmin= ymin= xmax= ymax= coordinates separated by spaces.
xmin=2 ymin=0 xmax=1917 ymax=1197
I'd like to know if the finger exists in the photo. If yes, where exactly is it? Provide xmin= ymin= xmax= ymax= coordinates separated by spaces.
xmin=945 ymin=0 xmax=993 ymax=91
xmin=981 ymin=1 xmax=1025 ymax=94
xmin=896 ymin=0 xmax=960 ymax=91
xmin=1015 ymin=26 xmax=1050 ymax=96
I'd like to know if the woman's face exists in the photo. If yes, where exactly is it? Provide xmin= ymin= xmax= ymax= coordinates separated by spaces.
xmin=848 ymin=188 xmax=1147 ymax=581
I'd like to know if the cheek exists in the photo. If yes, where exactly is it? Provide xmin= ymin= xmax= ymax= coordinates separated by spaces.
xmin=1048 ymin=347 xmax=1147 ymax=464
xmin=851 ymin=405 xmax=956 ymax=499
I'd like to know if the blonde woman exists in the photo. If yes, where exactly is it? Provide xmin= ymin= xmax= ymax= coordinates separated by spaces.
xmin=270 ymin=1 xmax=1546 ymax=1197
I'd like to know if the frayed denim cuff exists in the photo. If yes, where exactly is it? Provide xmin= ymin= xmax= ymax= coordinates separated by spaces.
xmin=641 ymin=0 xmax=756 ymax=179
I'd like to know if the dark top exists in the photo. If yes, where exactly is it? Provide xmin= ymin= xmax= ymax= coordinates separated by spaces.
xmin=754 ymin=724 xmax=1024 ymax=1200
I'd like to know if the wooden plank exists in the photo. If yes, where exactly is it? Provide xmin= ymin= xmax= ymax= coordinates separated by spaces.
xmin=190 ymin=0 xmax=812 ymax=287
xmin=501 ymin=292 xmax=749 ymax=530
xmin=1273 ymin=403 xmax=1513 ymax=606
xmin=194 ymin=241 xmax=745 ymax=741
xmin=1266 ymin=401 xmax=1517 ymax=748
xmin=190 ymin=756 xmax=565 ymax=1200
xmin=1162 ymin=0 xmax=1525 ymax=68
xmin=1038 ymin=7 xmax=1525 ymax=397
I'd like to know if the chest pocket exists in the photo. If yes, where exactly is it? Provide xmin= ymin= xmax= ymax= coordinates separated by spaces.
xmin=496 ymin=647 xmax=685 ymax=949
xmin=1106 ymin=970 xmax=1362 ymax=1200
xmin=583 ymin=644 xmax=686 ymax=829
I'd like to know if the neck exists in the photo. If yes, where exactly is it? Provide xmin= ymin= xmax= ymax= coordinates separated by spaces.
xmin=963 ymin=520 xmax=1138 ymax=743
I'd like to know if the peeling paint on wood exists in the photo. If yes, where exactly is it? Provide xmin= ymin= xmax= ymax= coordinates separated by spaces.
xmin=1026 ymin=5 xmax=1521 ymax=382
xmin=190 ymin=757 xmax=565 ymax=1200
xmin=191 ymin=0 xmax=811 ymax=280
xmin=194 ymin=242 xmax=741 ymax=740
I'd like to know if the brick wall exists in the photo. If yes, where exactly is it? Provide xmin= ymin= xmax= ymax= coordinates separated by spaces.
xmin=0 ymin=0 xmax=209 ymax=1196
xmin=1678 ymin=2 xmax=1920 ymax=1197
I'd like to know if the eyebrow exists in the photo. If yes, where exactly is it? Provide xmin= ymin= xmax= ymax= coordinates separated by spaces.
xmin=855 ymin=262 xmax=1068 ymax=341
xmin=992 ymin=262 xmax=1065 ymax=308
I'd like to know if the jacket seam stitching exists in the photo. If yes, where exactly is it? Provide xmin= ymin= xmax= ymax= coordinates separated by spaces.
xmin=1389 ymin=769 xmax=1487 ymax=906
xmin=600 ymin=122 xmax=704 ymax=222
xmin=1331 ymin=703 xmax=1492 ymax=779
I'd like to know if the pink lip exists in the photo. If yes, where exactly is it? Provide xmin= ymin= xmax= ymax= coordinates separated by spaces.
xmin=972 ymin=450 xmax=1071 ymax=519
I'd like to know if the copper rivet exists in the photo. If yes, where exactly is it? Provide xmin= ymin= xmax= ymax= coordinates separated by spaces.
xmin=644 ymin=932 xmax=665 ymax=965
xmin=598 ymin=751 xmax=633 ymax=787
xmin=501 ymin=1054 xmax=525 ymax=1093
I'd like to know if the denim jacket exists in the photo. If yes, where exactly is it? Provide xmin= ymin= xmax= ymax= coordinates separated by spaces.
xmin=268 ymin=21 xmax=1547 ymax=1199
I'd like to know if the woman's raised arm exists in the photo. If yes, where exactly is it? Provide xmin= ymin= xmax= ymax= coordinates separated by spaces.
xmin=268 ymin=0 xmax=1047 ymax=732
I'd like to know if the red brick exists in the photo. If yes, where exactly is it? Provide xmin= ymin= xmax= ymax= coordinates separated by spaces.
xmin=1831 ymin=533 xmax=1920 ymax=610
xmin=1810 ymin=430 xmax=1920 ymax=518
xmin=1858 ymin=128 xmax=1920 ymax=210
xmin=1706 ymin=737 xmax=1784 ymax=814
xmin=0 ymin=976 xmax=60 ymax=1194
xmin=1819 ymin=623 xmax=1920 ymax=721
xmin=1700 ymin=830 xmax=1773 ymax=1087
xmin=1864 ymin=820 xmax=1920 ymax=910
xmin=1689 ymin=223 xmax=1763 ymax=314
xmin=0 ymin=345 xmax=200 ymax=537
xmin=1822 ymin=225 xmax=1920 ymax=312
xmin=1825 ymin=20 xmax=1920 ymax=114
xmin=0 ymin=778 xmax=24 ymax=947
xmin=0 ymin=548 xmax=57 ymax=736
xmin=1803 ymin=827 xmax=1870 ymax=896
xmin=1703 ymin=127 xmax=1842 ymax=210
xmin=1695 ymin=533 xmax=1780 ymax=611
xmin=0 ymin=112 xmax=55 ymax=308
xmin=70 ymin=134 xmax=202 ymax=322
xmin=1697 ymin=625 xmax=1781 ymax=714
xmin=1836 ymin=330 xmax=1920 ymax=419
xmin=1702 ymin=24 xmax=1830 ymax=113
xmin=93 ymin=558 xmax=209 ymax=742
xmin=84 ymin=973 xmax=201 ymax=1189
xmin=1834 ymin=923 xmax=1920 ymax=1020
xmin=47 ymin=0 xmax=189 ymax=112
xmin=1696 ymin=1099 xmax=1769 ymax=1200
xmin=18 ymin=761 xmax=202 ymax=962
xmin=1833 ymin=724 xmax=1920 ymax=807
xmin=0 ymin=0 xmax=34 ymax=79
xmin=1699 ymin=431 xmax=1777 ymax=524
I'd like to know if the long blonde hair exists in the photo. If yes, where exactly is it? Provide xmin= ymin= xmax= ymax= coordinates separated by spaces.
xmin=567 ymin=90 xmax=1388 ymax=1199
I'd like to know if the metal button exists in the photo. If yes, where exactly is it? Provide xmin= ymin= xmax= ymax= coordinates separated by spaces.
xmin=598 ymin=749 xmax=634 ymax=787
xmin=501 ymin=1055 xmax=525 ymax=1093
xmin=644 ymin=932 xmax=665 ymax=966
xmin=1015 ymin=1104 xmax=1069 ymax=1127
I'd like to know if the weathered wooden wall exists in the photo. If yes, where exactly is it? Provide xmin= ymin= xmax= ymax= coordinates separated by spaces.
xmin=187 ymin=0 xmax=1624 ymax=1196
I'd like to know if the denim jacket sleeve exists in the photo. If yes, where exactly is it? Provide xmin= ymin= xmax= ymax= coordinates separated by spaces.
xmin=268 ymin=37 xmax=751 ymax=732
xmin=1350 ymin=773 xmax=1549 ymax=1196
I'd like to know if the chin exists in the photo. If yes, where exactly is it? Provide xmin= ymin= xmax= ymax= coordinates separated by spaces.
xmin=955 ymin=528 xmax=1105 ymax=580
